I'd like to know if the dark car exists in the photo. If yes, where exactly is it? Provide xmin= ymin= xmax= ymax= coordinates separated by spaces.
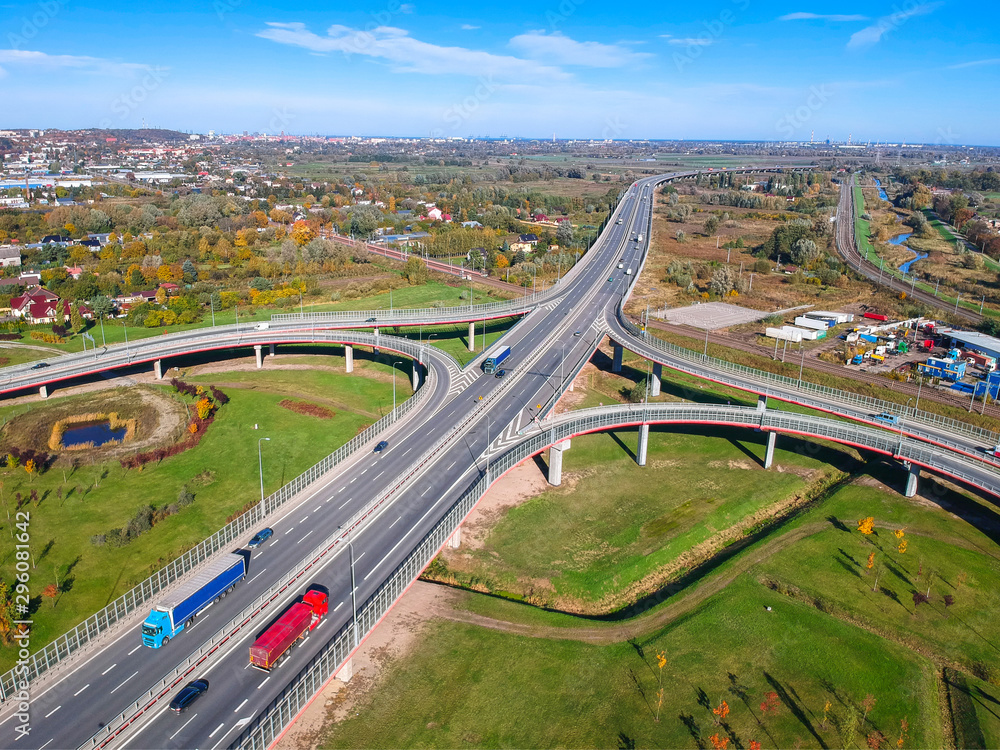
xmin=170 ymin=679 xmax=209 ymax=714
xmin=30 ymin=362 xmax=50 ymax=370
xmin=366 ymin=317 xmax=377 ymax=323
xmin=373 ymin=440 xmax=389 ymax=453
xmin=494 ymin=369 xmax=506 ymax=378
xmin=573 ymin=331 xmax=581 ymax=337
xmin=248 ymin=528 xmax=273 ymax=548
xmin=607 ymin=276 xmax=614 ymax=283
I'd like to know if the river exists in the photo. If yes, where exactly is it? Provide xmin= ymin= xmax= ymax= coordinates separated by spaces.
xmin=874 ymin=178 xmax=889 ymax=201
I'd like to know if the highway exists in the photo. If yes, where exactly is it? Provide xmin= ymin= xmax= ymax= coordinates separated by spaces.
xmin=3 ymin=168 xmax=997 ymax=749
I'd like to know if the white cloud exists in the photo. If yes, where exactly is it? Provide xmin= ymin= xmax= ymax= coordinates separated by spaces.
xmin=847 ymin=3 xmax=941 ymax=48
xmin=257 ymin=22 xmax=569 ymax=80
xmin=948 ymin=58 xmax=1000 ymax=70
xmin=460 ymin=24 xmax=480 ymax=30
xmin=399 ymin=4 xmax=415 ymax=13
xmin=508 ymin=31 xmax=652 ymax=67
xmin=664 ymin=37 xmax=714 ymax=46
xmin=778 ymin=12 xmax=869 ymax=21
xmin=0 ymin=49 xmax=152 ymax=77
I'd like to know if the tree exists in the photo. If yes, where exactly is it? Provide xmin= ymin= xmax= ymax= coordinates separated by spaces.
xmin=24 ymin=459 xmax=35 ymax=480
xmin=704 ymin=215 xmax=720 ymax=235
xmin=857 ymin=517 xmax=875 ymax=535
xmin=70 ymin=302 xmax=85 ymax=333
xmin=403 ymin=257 xmax=429 ymax=285
xmin=861 ymin=693 xmax=877 ymax=722
xmin=42 ymin=583 xmax=58 ymax=607
xmin=90 ymin=295 xmax=114 ymax=319
xmin=675 ymin=230 xmax=686 ymax=242
xmin=291 ymin=220 xmax=315 ymax=246
xmin=196 ymin=397 xmax=213 ymax=420
xmin=713 ymin=700 xmax=730 ymax=725
xmin=154 ymin=287 xmax=167 ymax=305
xmin=556 ymin=221 xmax=574 ymax=246
xmin=181 ymin=259 xmax=198 ymax=283
xmin=790 ymin=237 xmax=820 ymax=266
xmin=349 ymin=205 xmax=383 ymax=237
xmin=709 ymin=266 xmax=739 ymax=297
xmin=760 ymin=691 xmax=780 ymax=715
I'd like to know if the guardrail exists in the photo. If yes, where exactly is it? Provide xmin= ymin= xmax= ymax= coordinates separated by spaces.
xmin=269 ymin=292 xmax=545 ymax=324
xmin=233 ymin=396 xmax=998 ymax=749
xmin=615 ymin=314 xmax=1000 ymax=447
xmin=0 ymin=341 xmax=440 ymax=702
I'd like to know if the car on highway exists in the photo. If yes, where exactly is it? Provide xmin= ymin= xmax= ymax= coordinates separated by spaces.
xmin=617 ymin=263 xmax=624 ymax=269
xmin=871 ymin=412 xmax=900 ymax=427
xmin=366 ymin=317 xmax=377 ymax=323
xmin=573 ymin=331 xmax=582 ymax=337
xmin=30 ymin=362 xmax=49 ymax=369
xmin=608 ymin=276 xmax=614 ymax=283
xmin=248 ymin=528 xmax=273 ymax=548
xmin=373 ymin=440 xmax=389 ymax=453
xmin=494 ymin=369 xmax=506 ymax=378
xmin=170 ymin=679 xmax=209 ymax=714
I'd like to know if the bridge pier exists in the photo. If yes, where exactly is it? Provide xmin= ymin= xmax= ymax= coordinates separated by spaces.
xmin=345 ymin=345 xmax=354 ymax=373
xmin=637 ymin=423 xmax=649 ymax=466
xmin=612 ymin=343 xmax=623 ymax=373
xmin=904 ymin=462 xmax=919 ymax=498
xmin=650 ymin=362 xmax=662 ymax=397
xmin=447 ymin=525 xmax=462 ymax=549
xmin=153 ymin=359 xmax=163 ymax=380
xmin=468 ymin=321 xmax=475 ymax=352
xmin=269 ymin=343 xmax=275 ymax=357
xmin=757 ymin=394 xmax=767 ymax=412
xmin=254 ymin=345 xmax=263 ymax=369
xmin=412 ymin=361 xmax=421 ymax=390
xmin=335 ymin=657 xmax=354 ymax=683
xmin=763 ymin=431 xmax=777 ymax=469
xmin=39 ymin=385 xmax=48 ymax=399
xmin=548 ymin=439 xmax=571 ymax=486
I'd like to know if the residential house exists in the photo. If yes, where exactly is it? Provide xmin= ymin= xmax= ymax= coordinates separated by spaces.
xmin=467 ymin=247 xmax=488 ymax=264
xmin=518 ymin=233 xmax=539 ymax=245
xmin=0 ymin=245 xmax=22 ymax=268
xmin=426 ymin=207 xmax=443 ymax=221
xmin=10 ymin=287 xmax=92 ymax=325
xmin=39 ymin=235 xmax=71 ymax=245
xmin=64 ymin=266 xmax=83 ymax=279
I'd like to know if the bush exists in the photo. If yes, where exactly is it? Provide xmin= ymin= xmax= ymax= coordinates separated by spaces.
xmin=177 ymin=487 xmax=195 ymax=507
xmin=90 ymin=534 xmax=106 ymax=547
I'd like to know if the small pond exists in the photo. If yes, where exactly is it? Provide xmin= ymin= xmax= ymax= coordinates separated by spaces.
xmin=63 ymin=421 xmax=127 ymax=447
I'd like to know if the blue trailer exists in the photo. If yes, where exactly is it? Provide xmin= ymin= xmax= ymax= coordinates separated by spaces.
xmin=142 ymin=552 xmax=246 ymax=648
xmin=859 ymin=334 xmax=879 ymax=344
xmin=483 ymin=344 xmax=511 ymax=374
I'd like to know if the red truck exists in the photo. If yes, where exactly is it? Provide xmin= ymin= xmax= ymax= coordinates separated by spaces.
xmin=250 ymin=589 xmax=329 ymax=671
xmin=863 ymin=312 xmax=889 ymax=321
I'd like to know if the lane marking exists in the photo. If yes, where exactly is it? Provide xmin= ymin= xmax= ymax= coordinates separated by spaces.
xmin=338 ymin=498 xmax=351 ymax=509
xmin=389 ymin=516 xmax=401 ymax=528
xmin=110 ymin=670 xmax=139 ymax=694
xmin=257 ymin=676 xmax=271 ymax=690
xmin=39 ymin=740 xmax=54 ymax=750
xmin=333 ymin=601 xmax=344 ymax=612
xmin=209 ymin=722 xmax=226 ymax=738
xmin=360 ymin=469 xmax=367 ymax=476
xmin=297 ymin=530 xmax=314 ymax=544
xmin=73 ymin=684 xmax=90 ymax=697
xmin=101 ymin=663 xmax=117 ymax=676
xmin=127 ymin=644 xmax=143 ymax=656
xmin=354 ymin=551 xmax=365 ymax=563
xmin=374 ymin=471 xmax=384 ymax=481
xmin=234 ymin=698 xmax=249 ymax=713
xmin=350 ymin=477 xmax=356 ymax=484
xmin=44 ymin=706 xmax=61 ymax=718
xmin=447 ymin=461 xmax=456 ymax=470
xmin=169 ymin=713 xmax=198 ymax=740
xmin=420 ymin=487 xmax=431 ymax=497
xmin=247 ymin=569 xmax=267 ymax=585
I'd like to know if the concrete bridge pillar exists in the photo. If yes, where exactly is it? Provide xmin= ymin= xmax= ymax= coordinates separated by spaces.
xmin=447 ymin=525 xmax=462 ymax=549
xmin=763 ymin=431 xmax=777 ymax=469
xmin=548 ymin=438 xmax=571 ymax=486
xmin=637 ymin=423 xmax=649 ymax=466
xmin=269 ymin=343 xmax=275 ymax=357
xmin=757 ymin=394 xmax=767 ymax=412
xmin=153 ymin=359 xmax=163 ymax=380
xmin=344 ymin=345 xmax=354 ymax=373
xmin=612 ymin=343 xmax=623 ymax=373
xmin=39 ymin=385 xmax=48 ymax=399
xmin=904 ymin=462 xmax=919 ymax=498
xmin=650 ymin=362 xmax=662 ymax=397
xmin=335 ymin=657 xmax=354 ymax=683
xmin=468 ymin=321 xmax=475 ymax=352
xmin=254 ymin=345 xmax=263 ymax=369
xmin=412 ymin=361 xmax=421 ymax=391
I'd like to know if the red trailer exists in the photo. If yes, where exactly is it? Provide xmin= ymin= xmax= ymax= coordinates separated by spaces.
xmin=863 ymin=312 xmax=889 ymax=321
xmin=250 ymin=589 xmax=328 ymax=671
xmin=921 ymin=340 xmax=935 ymax=350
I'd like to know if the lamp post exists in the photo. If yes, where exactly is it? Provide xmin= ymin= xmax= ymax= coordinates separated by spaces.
xmin=915 ymin=376 xmax=923 ymax=411
xmin=798 ymin=342 xmax=805 ymax=386
xmin=257 ymin=437 xmax=270 ymax=505
xmin=338 ymin=525 xmax=359 ymax=650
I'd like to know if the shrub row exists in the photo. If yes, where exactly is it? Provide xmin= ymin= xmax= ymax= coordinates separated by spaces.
xmin=91 ymin=486 xmax=197 ymax=547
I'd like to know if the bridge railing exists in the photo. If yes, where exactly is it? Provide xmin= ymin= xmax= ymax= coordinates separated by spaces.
xmin=0 ymin=342 xmax=439 ymax=702
xmin=616 ymin=314 xmax=1000 ymax=447
xmin=270 ymin=292 xmax=545 ymax=324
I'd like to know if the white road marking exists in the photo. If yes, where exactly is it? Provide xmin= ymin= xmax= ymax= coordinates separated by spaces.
xmin=354 ymin=551 xmax=365 ymax=563
xmin=350 ymin=477 xmax=356 ymax=484
xmin=101 ymin=663 xmax=117 ymax=675
xmin=257 ymin=676 xmax=271 ymax=690
xmin=284 ymin=527 xmax=295 ymax=534
xmin=360 ymin=469 xmax=367 ymax=476
xmin=389 ymin=516 xmax=401 ymax=528
xmin=374 ymin=471 xmax=384 ymax=480
xmin=247 ymin=569 xmax=267 ymax=585
xmin=110 ymin=670 xmax=139 ymax=694
xmin=333 ymin=601 xmax=344 ymax=612
xmin=301 ymin=515 xmax=309 ymax=521
xmin=402 ymin=446 xmax=412 ymax=456
xmin=211 ymin=722 xmax=243 ymax=749
xmin=420 ymin=486 xmax=431 ymax=496
xmin=339 ymin=498 xmax=351 ymax=509
xmin=234 ymin=698 xmax=249 ymax=713
xmin=73 ymin=684 xmax=90 ymax=696
xmin=44 ymin=706 xmax=61 ymax=718
xmin=128 ymin=644 xmax=143 ymax=656
xmin=297 ymin=530 xmax=314 ymax=544
xmin=209 ymin=722 xmax=226 ymax=738
xmin=315 ymin=505 xmax=322 ymax=512
xmin=447 ymin=461 xmax=456 ymax=470
xmin=39 ymin=740 xmax=54 ymax=750
xmin=169 ymin=713 xmax=198 ymax=740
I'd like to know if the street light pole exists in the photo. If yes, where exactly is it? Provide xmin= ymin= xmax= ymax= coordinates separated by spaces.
xmin=339 ymin=525 xmax=359 ymax=650
xmin=257 ymin=437 xmax=270 ymax=505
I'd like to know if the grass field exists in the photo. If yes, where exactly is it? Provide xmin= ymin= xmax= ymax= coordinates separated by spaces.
xmin=322 ymin=575 xmax=940 ymax=750
xmin=0 ymin=367 xmax=397 ymax=669
xmin=429 ymin=427 xmax=852 ymax=614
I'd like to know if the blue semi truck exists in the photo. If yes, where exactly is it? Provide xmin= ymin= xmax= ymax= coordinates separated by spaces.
xmin=142 ymin=552 xmax=246 ymax=648
xmin=483 ymin=344 xmax=511 ymax=374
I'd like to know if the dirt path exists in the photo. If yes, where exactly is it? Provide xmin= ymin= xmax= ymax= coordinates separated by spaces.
xmin=0 ymin=342 xmax=62 ymax=354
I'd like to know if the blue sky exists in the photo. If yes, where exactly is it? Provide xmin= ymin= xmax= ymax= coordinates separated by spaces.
xmin=1 ymin=0 xmax=997 ymax=144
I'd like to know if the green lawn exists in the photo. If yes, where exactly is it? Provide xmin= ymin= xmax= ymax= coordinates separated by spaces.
xmin=322 ymin=576 xmax=940 ymax=750
xmin=0 ymin=368 xmax=396 ymax=668
xmin=430 ymin=427 xmax=852 ymax=614
xmin=0 ymin=345 xmax=60 ymax=367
